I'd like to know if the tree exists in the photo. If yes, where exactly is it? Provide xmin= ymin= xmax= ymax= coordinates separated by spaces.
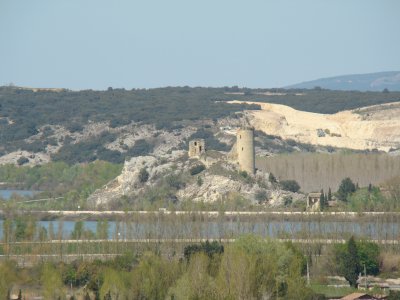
xmin=280 ymin=180 xmax=301 ymax=193
xmin=358 ymin=242 xmax=380 ymax=276
xmin=138 ymin=168 xmax=149 ymax=183
xmin=169 ymin=253 xmax=218 ymax=299
xmin=190 ymin=164 xmax=205 ymax=176
xmin=327 ymin=187 xmax=332 ymax=201
xmin=388 ymin=291 xmax=400 ymax=299
xmin=96 ymin=220 xmax=109 ymax=240
xmin=319 ymin=189 xmax=326 ymax=210
xmin=0 ymin=261 xmax=17 ymax=297
xmin=337 ymin=177 xmax=356 ymax=201
xmin=17 ymin=156 xmax=29 ymax=166
xmin=99 ymin=268 xmax=129 ymax=299
xmin=335 ymin=237 xmax=361 ymax=287
xmin=131 ymin=252 xmax=180 ymax=300
xmin=184 ymin=241 xmax=224 ymax=261
xmin=15 ymin=218 xmax=27 ymax=241
xmin=71 ymin=221 xmax=84 ymax=240
xmin=255 ymin=190 xmax=267 ymax=203
xmin=269 ymin=173 xmax=277 ymax=184
xmin=41 ymin=263 xmax=65 ymax=299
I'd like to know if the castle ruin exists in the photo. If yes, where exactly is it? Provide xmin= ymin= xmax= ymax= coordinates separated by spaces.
xmin=188 ymin=139 xmax=205 ymax=158
xmin=237 ymin=127 xmax=255 ymax=175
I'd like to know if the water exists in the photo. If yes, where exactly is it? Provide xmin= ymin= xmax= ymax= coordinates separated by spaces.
xmin=0 ymin=190 xmax=39 ymax=200
xmin=0 ymin=219 xmax=398 ymax=240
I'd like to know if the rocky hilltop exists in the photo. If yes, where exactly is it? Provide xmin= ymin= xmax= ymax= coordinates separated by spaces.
xmin=87 ymin=148 xmax=303 ymax=209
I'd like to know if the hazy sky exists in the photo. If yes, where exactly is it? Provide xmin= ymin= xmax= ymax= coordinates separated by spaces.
xmin=1 ymin=0 xmax=399 ymax=90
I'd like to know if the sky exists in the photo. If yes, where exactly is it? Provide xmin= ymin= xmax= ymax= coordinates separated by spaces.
xmin=0 ymin=0 xmax=399 ymax=90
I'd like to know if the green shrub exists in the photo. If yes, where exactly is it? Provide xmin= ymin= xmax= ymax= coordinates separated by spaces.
xmin=17 ymin=157 xmax=29 ymax=166
xmin=139 ymin=168 xmax=149 ymax=183
xmin=280 ymin=180 xmax=300 ymax=193
xmin=337 ymin=177 xmax=356 ymax=201
xmin=127 ymin=139 xmax=154 ymax=157
xmin=190 ymin=164 xmax=205 ymax=176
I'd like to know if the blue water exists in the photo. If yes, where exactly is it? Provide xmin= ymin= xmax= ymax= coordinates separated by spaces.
xmin=0 ymin=190 xmax=39 ymax=200
xmin=0 ymin=220 xmax=398 ymax=240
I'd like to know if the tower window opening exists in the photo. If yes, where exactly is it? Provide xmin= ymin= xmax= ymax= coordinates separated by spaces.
xmin=242 ymin=147 xmax=244 ymax=151
xmin=194 ymin=142 xmax=197 ymax=146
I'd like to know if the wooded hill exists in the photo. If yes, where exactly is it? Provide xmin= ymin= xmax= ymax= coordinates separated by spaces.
xmin=1 ymin=86 xmax=400 ymax=164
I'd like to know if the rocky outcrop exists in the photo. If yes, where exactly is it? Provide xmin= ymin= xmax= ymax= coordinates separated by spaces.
xmin=87 ymin=148 xmax=305 ymax=209
xmin=177 ymin=175 xmax=241 ymax=202
xmin=87 ymin=152 xmax=185 ymax=208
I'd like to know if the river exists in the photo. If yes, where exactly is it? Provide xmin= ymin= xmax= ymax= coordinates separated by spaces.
xmin=0 ymin=219 xmax=398 ymax=241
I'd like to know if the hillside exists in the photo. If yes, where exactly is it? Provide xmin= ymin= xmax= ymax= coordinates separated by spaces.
xmin=286 ymin=71 xmax=400 ymax=91
xmin=1 ymin=86 xmax=400 ymax=165
xmin=231 ymin=100 xmax=400 ymax=152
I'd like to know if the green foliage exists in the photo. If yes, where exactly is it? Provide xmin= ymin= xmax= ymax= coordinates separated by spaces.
xmin=2 ymin=86 xmax=399 ymax=164
xmin=96 ymin=220 xmax=109 ymax=239
xmin=347 ymin=187 xmax=392 ymax=211
xmin=131 ymin=252 xmax=181 ymax=300
xmin=0 ymin=87 xmax=258 ymax=161
xmin=71 ymin=221 xmax=84 ymax=239
xmin=184 ymin=240 xmax=224 ymax=261
xmin=320 ymin=189 xmax=327 ymax=210
xmin=337 ymin=177 xmax=356 ymax=201
xmin=196 ymin=176 xmax=203 ymax=186
xmin=357 ymin=241 xmax=380 ymax=276
xmin=334 ymin=237 xmax=361 ymax=287
xmin=52 ymin=132 xmax=120 ymax=164
xmin=268 ymin=172 xmax=277 ymax=184
xmin=328 ymin=187 xmax=332 ymax=201
xmin=388 ymin=290 xmax=400 ymax=300
xmin=41 ymin=263 xmax=65 ymax=299
xmin=0 ymin=161 xmax=122 ymax=209
xmin=280 ymin=180 xmax=301 ymax=193
xmin=99 ymin=268 xmax=130 ymax=300
xmin=126 ymin=139 xmax=154 ymax=158
xmin=189 ymin=163 xmax=205 ymax=176
xmin=165 ymin=173 xmax=185 ymax=190
xmin=239 ymin=170 xmax=248 ymax=178
xmin=138 ymin=168 xmax=149 ymax=183
xmin=255 ymin=189 xmax=267 ymax=203
xmin=17 ymin=156 xmax=29 ymax=166
xmin=0 ymin=261 xmax=17 ymax=297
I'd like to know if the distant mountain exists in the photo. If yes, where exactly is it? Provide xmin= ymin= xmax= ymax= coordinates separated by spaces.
xmin=286 ymin=71 xmax=400 ymax=91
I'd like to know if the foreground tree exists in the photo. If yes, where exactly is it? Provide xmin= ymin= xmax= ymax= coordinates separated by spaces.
xmin=0 ymin=261 xmax=17 ymax=298
xmin=335 ymin=236 xmax=361 ymax=287
xmin=41 ymin=263 xmax=65 ymax=300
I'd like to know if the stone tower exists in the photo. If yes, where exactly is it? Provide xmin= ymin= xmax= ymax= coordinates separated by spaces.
xmin=188 ymin=139 xmax=205 ymax=158
xmin=237 ymin=127 xmax=255 ymax=174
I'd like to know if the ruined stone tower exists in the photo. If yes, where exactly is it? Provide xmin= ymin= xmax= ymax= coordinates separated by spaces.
xmin=237 ymin=127 xmax=255 ymax=174
xmin=188 ymin=139 xmax=205 ymax=158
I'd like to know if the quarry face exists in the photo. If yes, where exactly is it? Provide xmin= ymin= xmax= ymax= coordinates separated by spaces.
xmin=229 ymin=100 xmax=400 ymax=152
